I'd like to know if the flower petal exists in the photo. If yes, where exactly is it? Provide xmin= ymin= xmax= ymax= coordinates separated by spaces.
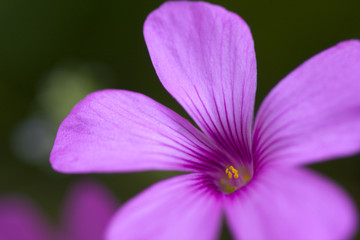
xmin=106 ymin=174 xmax=222 ymax=240
xmin=224 ymin=167 xmax=358 ymax=240
xmin=60 ymin=180 xmax=118 ymax=240
xmin=253 ymin=40 xmax=360 ymax=166
xmin=0 ymin=196 xmax=52 ymax=240
xmin=51 ymin=90 xmax=222 ymax=173
xmin=144 ymin=2 xmax=257 ymax=162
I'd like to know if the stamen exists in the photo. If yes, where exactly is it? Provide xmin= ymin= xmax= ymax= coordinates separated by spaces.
xmin=225 ymin=165 xmax=239 ymax=179
xmin=220 ymin=165 xmax=252 ymax=194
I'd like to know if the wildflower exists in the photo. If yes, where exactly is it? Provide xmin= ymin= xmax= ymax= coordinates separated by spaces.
xmin=0 ymin=181 xmax=117 ymax=240
xmin=50 ymin=1 xmax=360 ymax=239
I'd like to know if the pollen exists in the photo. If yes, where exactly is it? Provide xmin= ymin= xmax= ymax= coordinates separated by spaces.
xmin=225 ymin=165 xmax=239 ymax=179
xmin=220 ymin=165 xmax=252 ymax=194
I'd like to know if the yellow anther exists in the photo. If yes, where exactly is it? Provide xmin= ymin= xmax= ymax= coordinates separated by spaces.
xmin=230 ymin=166 xmax=238 ymax=174
xmin=225 ymin=165 xmax=239 ymax=179
xmin=220 ymin=166 xmax=252 ymax=193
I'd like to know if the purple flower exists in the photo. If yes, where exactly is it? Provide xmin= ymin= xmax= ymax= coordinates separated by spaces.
xmin=0 ymin=181 xmax=117 ymax=240
xmin=50 ymin=2 xmax=360 ymax=240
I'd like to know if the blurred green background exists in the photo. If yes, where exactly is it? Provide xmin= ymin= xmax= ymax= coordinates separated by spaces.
xmin=0 ymin=0 xmax=359 ymax=239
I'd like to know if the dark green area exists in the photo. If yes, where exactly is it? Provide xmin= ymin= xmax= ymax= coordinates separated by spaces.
xmin=0 ymin=0 xmax=359 ymax=239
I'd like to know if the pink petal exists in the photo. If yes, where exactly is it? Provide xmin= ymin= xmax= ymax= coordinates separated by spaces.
xmin=253 ymin=40 xmax=360 ymax=167
xmin=0 ymin=196 xmax=52 ymax=240
xmin=106 ymin=174 xmax=222 ymax=240
xmin=51 ymin=90 xmax=220 ymax=173
xmin=224 ymin=167 xmax=358 ymax=240
xmin=144 ymin=2 xmax=257 ymax=163
xmin=59 ymin=180 xmax=118 ymax=240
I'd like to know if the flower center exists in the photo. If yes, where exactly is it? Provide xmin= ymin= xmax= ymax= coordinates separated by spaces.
xmin=220 ymin=165 xmax=251 ymax=194
xmin=225 ymin=165 xmax=239 ymax=179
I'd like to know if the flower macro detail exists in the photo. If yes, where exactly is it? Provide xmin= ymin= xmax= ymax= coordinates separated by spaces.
xmin=50 ymin=1 xmax=360 ymax=240
xmin=221 ymin=165 xmax=251 ymax=193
